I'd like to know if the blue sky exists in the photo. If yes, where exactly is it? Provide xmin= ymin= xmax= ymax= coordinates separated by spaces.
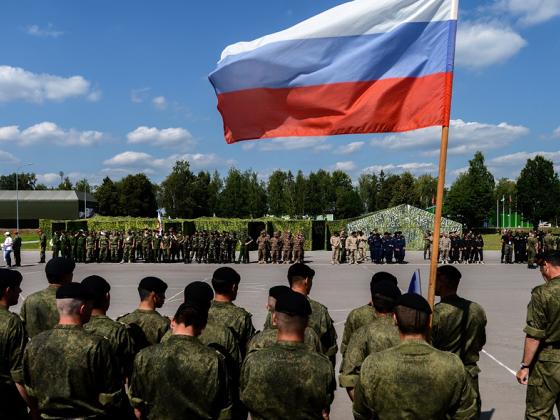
xmin=0 ymin=0 xmax=559 ymax=187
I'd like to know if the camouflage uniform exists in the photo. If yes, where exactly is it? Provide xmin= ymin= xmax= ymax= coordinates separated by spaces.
xmin=23 ymin=325 xmax=127 ymax=418
xmin=282 ymin=232 xmax=292 ymax=263
xmin=153 ymin=234 xmax=162 ymax=263
xmin=161 ymin=234 xmax=170 ymax=262
xmin=432 ymin=294 xmax=487 ymax=411
xmin=142 ymin=233 xmax=152 ymax=263
xmin=86 ymin=233 xmax=96 ymax=263
xmin=339 ymin=315 xmax=400 ymax=388
xmin=76 ymin=233 xmax=86 ymax=263
xmin=0 ymin=305 xmax=29 ymax=419
xmin=39 ymin=232 xmax=47 ymax=263
xmin=523 ymin=276 xmax=560 ymax=419
xmin=527 ymin=235 xmax=538 ymax=267
xmin=248 ymin=326 xmax=322 ymax=354
xmin=122 ymin=233 xmax=134 ymax=263
xmin=240 ymin=341 xmax=335 ymax=420
xmin=130 ymin=334 xmax=232 ymax=419
xmin=353 ymin=340 xmax=478 ymax=419
xmin=270 ymin=234 xmax=281 ymax=264
xmin=340 ymin=303 xmax=378 ymax=356
xmin=117 ymin=309 xmax=170 ymax=351
xmin=208 ymin=301 xmax=256 ymax=359
xmin=98 ymin=234 xmax=109 ymax=262
xmin=256 ymin=233 xmax=268 ymax=263
xmin=83 ymin=315 xmax=136 ymax=379
xmin=20 ymin=285 xmax=59 ymax=338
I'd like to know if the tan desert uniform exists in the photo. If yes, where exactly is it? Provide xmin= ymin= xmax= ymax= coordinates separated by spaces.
xmin=346 ymin=236 xmax=358 ymax=264
xmin=330 ymin=235 xmax=341 ymax=264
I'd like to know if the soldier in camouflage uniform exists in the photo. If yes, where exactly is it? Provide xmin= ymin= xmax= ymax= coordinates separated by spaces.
xmin=340 ymin=272 xmax=398 ymax=356
xmin=129 ymin=298 xmax=232 ymax=419
xmin=141 ymin=230 xmax=152 ymax=263
xmin=209 ymin=267 xmax=256 ymax=360
xmin=152 ymin=231 xmax=162 ymax=263
xmin=81 ymin=275 xmax=135 ymax=381
xmin=432 ymin=265 xmax=487 ymax=414
xmin=270 ymin=232 xmax=281 ymax=264
xmin=51 ymin=231 xmax=61 ymax=259
xmin=340 ymin=280 xmax=402 ymax=400
xmin=98 ymin=231 xmax=109 ymax=263
xmin=85 ymin=231 xmax=96 ymax=263
xmin=117 ymin=277 xmax=170 ymax=351
xmin=517 ymin=251 xmax=560 ymax=419
xmin=293 ymin=232 xmax=305 ymax=263
xmin=122 ymin=231 xmax=134 ymax=263
xmin=38 ymin=228 xmax=47 ymax=263
xmin=208 ymin=232 xmax=217 ymax=263
xmin=527 ymin=231 xmax=539 ymax=269
xmin=161 ymin=232 xmax=171 ymax=262
xmin=75 ymin=231 xmax=86 ymax=263
xmin=175 ymin=230 xmax=184 ymax=262
xmin=241 ymin=289 xmax=335 ymax=419
xmin=23 ymin=283 xmax=129 ymax=419
xmin=20 ymin=257 xmax=75 ymax=338
xmin=282 ymin=231 xmax=292 ymax=264
xmin=0 ymin=269 xmax=34 ymax=419
xmin=544 ymin=231 xmax=556 ymax=252
xmin=353 ymin=293 xmax=478 ymax=419
xmin=191 ymin=232 xmax=200 ymax=263
xmin=257 ymin=231 xmax=268 ymax=264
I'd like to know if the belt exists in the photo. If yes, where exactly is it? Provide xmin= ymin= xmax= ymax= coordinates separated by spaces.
xmin=543 ymin=343 xmax=560 ymax=350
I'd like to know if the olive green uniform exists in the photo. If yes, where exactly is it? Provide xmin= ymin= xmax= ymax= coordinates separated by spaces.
xmin=0 ymin=305 xmax=29 ymax=419
xmin=523 ymin=277 xmax=560 ymax=419
xmin=340 ymin=303 xmax=378 ymax=356
xmin=240 ymin=341 xmax=335 ymax=420
xmin=432 ymin=294 xmax=487 ymax=410
xmin=248 ymin=326 xmax=322 ymax=354
xmin=208 ymin=301 xmax=256 ymax=359
xmin=339 ymin=315 xmax=400 ymax=388
xmin=39 ymin=233 xmax=47 ymax=263
xmin=527 ymin=236 xmax=538 ymax=266
xmin=23 ymin=325 xmax=127 ymax=419
xmin=20 ymin=285 xmax=59 ymax=338
xmin=117 ymin=309 xmax=170 ymax=351
xmin=353 ymin=340 xmax=478 ymax=420
xmin=129 ymin=334 xmax=232 ymax=420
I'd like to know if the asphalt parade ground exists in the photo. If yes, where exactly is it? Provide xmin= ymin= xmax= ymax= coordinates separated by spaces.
xmin=10 ymin=250 xmax=545 ymax=420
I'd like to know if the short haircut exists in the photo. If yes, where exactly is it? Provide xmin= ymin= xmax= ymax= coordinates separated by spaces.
xmin=394 ymin=305 xmax=430 ymax=334
xmin=173 ymin=303 xmax=208 ymax=330
xmin=138 ymin=288 xmax=152 ymax=301
xmin=211 ymin=267 xmax=241 ymax=295
xmin=372 ymin=296 xmax=396 ymax=313
xmin=437 ymin=265 xmax=462 ymax=289
xmin=0 ymin=269 xmax=22 ymax=299
xmin=275 ymin=311 xmax=308 ymax=335
xmin=537 ymin=251 xmax=560 ymax=267
xmin=56 ymin=298 xmax=83 ymax=317
xmin=370 ymin=272 xmax=398 ymax=294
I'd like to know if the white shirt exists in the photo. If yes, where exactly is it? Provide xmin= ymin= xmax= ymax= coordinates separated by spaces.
xmin=3 ymin=237 xmax=13 ymax=251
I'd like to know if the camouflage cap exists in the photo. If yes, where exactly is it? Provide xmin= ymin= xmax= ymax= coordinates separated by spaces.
xmin=275 ymin=289 xmax=312 ymax=317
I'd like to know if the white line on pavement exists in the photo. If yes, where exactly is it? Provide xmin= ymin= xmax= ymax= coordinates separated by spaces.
xmin=482 ymin=349 xmax=517 ymax=376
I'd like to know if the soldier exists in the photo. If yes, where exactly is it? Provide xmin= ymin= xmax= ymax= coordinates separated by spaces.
xmin=20 ymin=257 xmax=75 ymax=338
xmin=98 ymin=231 xmax=109 ymax=262
xmin=357 ymin=231 xmax=367 ymax=263
xmin=12 ymin=231 xmax=22 ymax=267
xmin=75 ymin=230 xmax=85 ymax=263
xmin=527 ymin=231 xmax=539 ymax=269
xmin=257 ymin=231 xmax=268 ymax=264
xmin=191 ymin=232 xmax=200 ymax=263
xmin=117 ymin=277 xmax=170 ymax=350
xmin=122 ymin=230 xmax=134 ymax=263
xmin=394 ymin=231 xmax=406 ymax=264
xmin=516 ymin=251 xmax=560 ymax=419
xmin=23 ymin=283 xmax=129 ymax=418
xmin=161 ymin=231 xmax=171 ymax=262
xmin=346 ymin=232 xmax=358 ymax=264
xmin=153 ymin=231 xmax=162 ymax=263
xmin=183 ymin=233 xmax=192 ymax=263
xmin=340 ymin=280 xmax=402 ymax=400
xmin=81 ymin=275 xmax=135 ymax=381
xmin=238 ymin=234 xmax=253 ymax=264
xmin=209 ymin=267 xmax=256 ymax=359
xmin=339 ymin=230 xmax=347 ymax=264
xmin=270 ymin=232 xmax=281 ymax=264
xmin=432 ymin=265 xmax=487 ymax=414
xmin=423 ymin=230 xmax=432 ymax=260
xmin=504 ymin=230 xmax=514 ymax=263
xmin=0 ymin=269 xmax=35 ymax=419
xmin=38 ymin=229 xmax=47 ymax=263
xmin=382 ymin=232 xmax=394 ymax=263
xmin=175 ymin=230 xmax=184 ymax=262
xmin=282 ymin=231 xmax=293 ymax=264
xmin=544 ymin=230 xmax=556 ymax=252
xmin=51 ymin=231 xmax=60 ymax=259
xmin=129 ymin=299 xmax=232 ymax=419
xmin=340 ymin=272 xmax=398 ymax=356
xmin=330 ymin=232 xmax=341 ymax=265
xmin=439 ymin=232 xmax=451 ymax=263
xmin=353 ymin=293 xmax=478 ymax=419
xmin=85 ymin=231 xmax=95 ymax=263
xmin=241 ymin=289 xmax=335 ymax=419
xmin=141 ymin=230 xmax=152 ymax=263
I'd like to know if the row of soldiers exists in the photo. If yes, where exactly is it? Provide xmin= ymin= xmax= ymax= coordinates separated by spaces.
xmin=255 ymin=230 xmax=306 ymax=264
xmin=500 ymin=230 xmax=560 ymax=268
xmin=330 ymin=231 xmax=408 ymax=265
xmin=433 ymin=232 xmax=486 ymax=264
xmin=1 ymin=256 xmax=493 ymax=419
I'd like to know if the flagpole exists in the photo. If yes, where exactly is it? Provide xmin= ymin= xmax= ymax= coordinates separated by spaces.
xmin=427 ymin=126 xmax=450 ymax=313
xmin=496 ymin=199 xmax=499 ymax=229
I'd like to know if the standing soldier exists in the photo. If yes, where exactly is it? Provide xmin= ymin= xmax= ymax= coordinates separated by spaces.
xmin=153 ymin=231 xmax=163 ymax=263
xmin=257 ymin=231 xmax=268 ymax=264
xmin=544 ymin=231 xmax=556 ymax=252
xmin=238 ymin=234 xmax=253 ymax=264
xmin=161 ymin=232 xmax=170 ymax=263
xmin=12 ymin=231 xmax=22 ymax=267
xmin=439 ymin=232 xmax=451 ymax=263
xmin=423 ymin=230 xmax=432 ymax=260
xmin=38 ymin=228 xmax=47 ymax=263
xmin=281 ymin=231 xmax=292 ymax=264
xmin=85 ymin=231 xmax=95 ymax=263
xmin=293 ymin=232 xmax=305 ymax=264
xmin=270 ymin=232 xmax=281 ymax=264
xmin=346 ymin=232 xmax=358 ymax=264
xmin=339 ymin=231 xmax=348 ymax=264
xmin=330 ymin=232 xmax=341 ymax=265
xmin=191 ymin=232 xmax=200 ymax=263
xmin=122 ymin=231 xmax=134 ymax=263
xmin=357 ymin=231 xmax=367 ymax=263
xmin=141 ymin=230 xmax=152 ymax=263
xmin=98 ymin=232 xmax=109 ymax=263
xmin=527 ymin=231 xmax=538 ymax=269
xmin=183 ymin=233 xmax=192 ymax=264
xmin=51 ymin=231 xmax=60 ymax=259
xmin=76 ymin=231 xmax=86 ymax=263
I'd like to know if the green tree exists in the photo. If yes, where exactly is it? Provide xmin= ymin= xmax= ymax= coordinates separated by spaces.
xmin=335 ymin=188 xmax=362 ymax=219
xmin=246 ymin=171 xmax=267 ymax=218
xmin=414 ymin=174 xmax=437 ymax=209
xmin=74 ymin=179 xmax=92 ymax=194
xmin=446 ymin=151 xmax=495 ymax=228
xmin=293 ymin=171 xmax=307 ymax=217
xmin=305 ymin=170 xmax=331 ymax=215
xmin=377 ymin=173 xmax=400 ymax=210
xmin=517 ymin=156 xmax=560 ymax=229
xmin=267 ymin=170 xmax=288 ymax=216
xmin=57 ymin=176 xmax=73 ymax=190
xmin=119 ymin=174 xmax=157 ymax=217
xmin=159 ymin=160 xmax=197 ymax=218
xmin=95 ymin=177 xmax=120 ymax=216
xmin=357 ymin=173 xmax=378 ymax=213
xmin=390 ymin=172 xmax=416 ymax=207
xmin=0 ymin=173 xmax=38 ymax=190
xmin=218 ymin=168 xmax=247 ymax=218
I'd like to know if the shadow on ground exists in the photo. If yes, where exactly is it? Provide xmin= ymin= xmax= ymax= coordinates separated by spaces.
xmin=480 ymin=409 xmax=495 ymax=419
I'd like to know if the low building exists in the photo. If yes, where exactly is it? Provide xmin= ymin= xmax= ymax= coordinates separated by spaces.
xmin=0 ymin=190 xmax=96 ymax=228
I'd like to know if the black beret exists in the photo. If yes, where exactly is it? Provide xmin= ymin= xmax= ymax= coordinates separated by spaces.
xmin=212 ymin=267 xmax=241 ymax=284
xmin=437 ymin=265 xmax=462 ymax=282
xmin=287 ymin=263 xmax=315 ymax=280
xmin=138 ymin=277 xmax=168 ymax=294
xmin=0 ymin=269 xmax=23 ymax=289
xmin=372 ymin=280 xmax=402 ymax=301
xmin=269 ymin=285 xmax=291 ymax=300
xmin=184 ymin=281 xmax=214 ymax=304
xmin=397 ymin=293 xmax=432 ymax=315
xmin=81 ymin=275 xmax=110 ymax=300
xmin=275 ymin=290 xmax=312 ymax=317
xmin=371 ymin=272 xmax=398 ymax=286
xmin=45 ymin=257 xmax=75 ymax=281
xmin=56 ymin=282 xmax=92 ymax=300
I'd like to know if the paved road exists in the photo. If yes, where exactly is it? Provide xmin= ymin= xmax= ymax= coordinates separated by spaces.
xmin=9 ymin=250 xmax=545 ymax=419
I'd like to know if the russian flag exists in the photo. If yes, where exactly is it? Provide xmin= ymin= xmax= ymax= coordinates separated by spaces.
xmin=209 ymin=0 xmax=459 ymax=144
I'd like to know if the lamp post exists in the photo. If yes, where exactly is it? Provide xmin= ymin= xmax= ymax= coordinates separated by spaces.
xmin=15 ymin=163 xmax=33 ymax=233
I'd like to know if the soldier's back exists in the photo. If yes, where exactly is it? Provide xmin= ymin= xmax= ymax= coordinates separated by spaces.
xmin=20 ymin=286 xmax=59 ymax=338
xmin=241 ymin=341 xmax=335 ymax=420
xmin=308 ymin=297 xmax=338 ymax=360
xmin=129 ymin=334 xmax=231 ymax=419
xmin=341 ymin=303 xmax=378 ymax=356
xmin=117 ymin=309 xmax=170 ymax=349
xmin=208 ymin=301 xmax=255 ymax=356
xmin=354 ymin=340 xmax=477 ymax=420
xmin=248 ymin=327 xmax=322 ymax=354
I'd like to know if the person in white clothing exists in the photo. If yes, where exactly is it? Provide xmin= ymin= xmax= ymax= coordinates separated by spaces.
xmin=2 ymin=232 xmax=13 ymax=267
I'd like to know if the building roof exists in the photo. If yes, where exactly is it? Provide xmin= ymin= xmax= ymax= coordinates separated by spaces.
xmin=0 ymin=190 xmax=96 ymax=203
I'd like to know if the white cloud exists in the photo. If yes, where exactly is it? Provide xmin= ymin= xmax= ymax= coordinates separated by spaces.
xmin=257 ymin=137 xmax=328 ymax=152
xmin=25 ymin=23 xmax=64 ymax=38
xmin=103 ymin=151 xmax=234 ymax=173
xmin=152 ymin=96 xmax=167 ymax=110
xmin=497 ymin=0 xmax=560 ymax=26
xmin=335 ymin=141 xmax=364 ymax=155
xmin=0 ymin=150 xmax=19 ymax=164
xmin=375 ymin=119 xmax=529 ymax=156
xmin=362 ymin=162 xmax=436 ymax=175
xmin=456 ymin=21 xmax=527 ymax=69
xmin=0 ymin=66 xmax=97 ymax=103
xmin=131 ymin=87 xmax=151 ymax=103
xmin=0 ymin=122 xmax=104 ymax=146
xmin=333 ymin=161 xmax=357 ymax=171
xmin=490 ymin=150 xmax=560 ymax=166
xmin=553 ymin=127 xmax=560 ymax=138
xmin=36 ymin=173 xmax=63 ymax=185
xmin=127 ymin=126 xmax=195 ymax=148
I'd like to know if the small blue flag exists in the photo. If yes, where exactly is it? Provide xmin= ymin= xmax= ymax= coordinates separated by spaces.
xmin=408 ymin=269 xmax=422 ymax=295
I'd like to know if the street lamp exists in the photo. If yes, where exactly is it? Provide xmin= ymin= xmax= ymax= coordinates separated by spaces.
xmin=16 ymin=163 xmax=33 ymax=233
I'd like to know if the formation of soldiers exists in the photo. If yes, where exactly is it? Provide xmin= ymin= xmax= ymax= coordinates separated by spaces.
xmin=499 ymin=229 xmax=560 ymax=268
xmin=330 ymin=231 xmax=408 ymax=264
xmin=427 ymin=231 xmax=486 ymax=264
xmin=255 ymin=230 xmax=306 ymax=264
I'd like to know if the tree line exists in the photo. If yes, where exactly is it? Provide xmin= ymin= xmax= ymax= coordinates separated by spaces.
xmin=2 ymin=151 xmax=559 ymax=228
